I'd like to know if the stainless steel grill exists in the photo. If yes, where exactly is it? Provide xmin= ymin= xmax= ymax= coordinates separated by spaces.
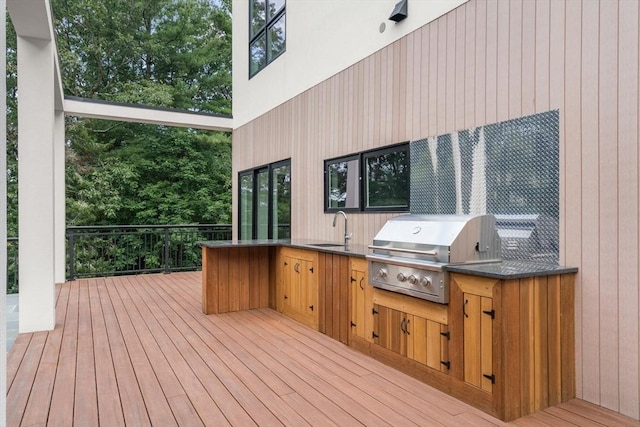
xmin=367 ymin=214 xmax=501 ymax=304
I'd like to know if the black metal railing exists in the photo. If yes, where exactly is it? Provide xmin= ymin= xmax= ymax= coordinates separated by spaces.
xmin=66 ymin=224 xmax=232 ymax=280
xmin=5 ymin=224 xmax=233 ymax=292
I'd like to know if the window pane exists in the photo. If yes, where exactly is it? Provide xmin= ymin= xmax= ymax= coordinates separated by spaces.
xmin=239 ymin=174 xmax=254 ymax=239
xmin=271 ymin=163 xmax=291 ymax=239
xmin=327 ymin=158 xmax=360 ymax=209
xmin=250 ymin=0 xmax=266 ymax=38
xmin=365 ymin=149 xmax=409 ymax=209
xmin=250 ymin=33 xmax=267 ymax=75
xmin=256 ymin=170 xmax=269 ymax=239
xmin=267 ymin=14 xmax=286 ymax=61
xmin=267 ymin=0 xmax=285 ymax=20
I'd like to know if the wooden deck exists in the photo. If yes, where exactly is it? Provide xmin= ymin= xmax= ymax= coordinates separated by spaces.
xmin=7 ymin=272 xmax=640 ymax=427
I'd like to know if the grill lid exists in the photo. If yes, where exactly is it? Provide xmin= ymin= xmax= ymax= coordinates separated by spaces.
xmin=371 ymin=214 xmax=501 ymax=264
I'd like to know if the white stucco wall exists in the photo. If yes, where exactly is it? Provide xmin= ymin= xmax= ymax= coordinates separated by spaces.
xmin=232 ymin=0 xmax=468 ymax=128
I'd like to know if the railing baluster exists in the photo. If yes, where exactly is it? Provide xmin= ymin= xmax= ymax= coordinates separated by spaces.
xmin=68 ymin=229 xmax=76 ymax=281
xmin=164 ymin=226 xmax=170 ymax=274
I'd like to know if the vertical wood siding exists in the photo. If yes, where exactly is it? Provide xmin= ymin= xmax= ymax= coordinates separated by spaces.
xmin=232 ymin=0 xmax=640 ymax=419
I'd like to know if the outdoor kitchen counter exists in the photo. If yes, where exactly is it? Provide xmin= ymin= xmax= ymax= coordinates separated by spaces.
xmin=444 ymin=260 xmax=578 ymax=279
xmin=198 ymin=239 xmax=370 ymax=316
xmin=197 ymin=238 xmax=370 ymax=257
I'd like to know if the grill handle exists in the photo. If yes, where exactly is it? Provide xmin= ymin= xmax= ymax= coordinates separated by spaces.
xmin=368 ymin=245 xmax=438 ymax=257
xmin=366 ymin=254 xmax=444 ymax=272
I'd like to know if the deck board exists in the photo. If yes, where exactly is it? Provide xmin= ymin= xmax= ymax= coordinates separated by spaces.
xmin=6 ymin=272 xmax=640 ymax=427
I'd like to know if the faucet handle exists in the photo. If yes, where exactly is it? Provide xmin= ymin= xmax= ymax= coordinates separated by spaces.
xmin=345 ymin=232 xmax=353 ymax=240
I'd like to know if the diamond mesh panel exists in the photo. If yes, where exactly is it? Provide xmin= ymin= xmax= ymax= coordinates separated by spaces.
xmin=410 ymin=110 xmax=560 ymax=264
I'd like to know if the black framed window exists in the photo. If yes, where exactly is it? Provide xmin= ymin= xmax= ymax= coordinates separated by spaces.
xmin=239 ymin=159 xmax=291 ymax=239
xmin=363 ymin=145 xmax=409 ymax=211
xmin=324 ymin=143 xmax=409 ymax=213
xmin=250 ymin=0 xmax=286 ymax=78
xmin=325 ymin=155 xmax=360 ymax=212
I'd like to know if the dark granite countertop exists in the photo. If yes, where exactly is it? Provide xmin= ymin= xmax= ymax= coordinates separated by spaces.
xmin=198 ymin=240 xmax=578 ymax=275
xmin=444 ymin=260 xmax=578 ymax=279
xmin=197 ymin=239 xmax=370 ymax=258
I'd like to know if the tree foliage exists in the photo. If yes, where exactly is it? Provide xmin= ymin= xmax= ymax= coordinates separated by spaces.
xmin=6 ymin=16 xmax=18 ymax=236
xmin=49 ymin=0 xmax=233 ymax=226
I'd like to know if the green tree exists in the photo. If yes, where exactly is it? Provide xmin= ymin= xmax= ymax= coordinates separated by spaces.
xmin=49 ymin=0 xmax=233 ymax=226
xmin=6 ymin=16 xmax=17 ymax=236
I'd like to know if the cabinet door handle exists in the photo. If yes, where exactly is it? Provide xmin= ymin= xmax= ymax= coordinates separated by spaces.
xmin=294 ymin=263 xmax=299 ymax=273
xmin=350 ymin=321 xmax=357 ymax=327
xmin=359 ymin=277 xmax=364 ymax=290
xmin=309 ymin=305 xmax=314 ymax=311
xmin=284 ymin=295 xmax=288 ymax=299
xmin=400 ymin=318 xmax=407 ymax=333
xmin=463 ymin=299 xmax=469 ymax=318
xmin=405 ymin=319 xmax=410 ymax=335
xmin=309 ymin=266 xmax=314 ymax=273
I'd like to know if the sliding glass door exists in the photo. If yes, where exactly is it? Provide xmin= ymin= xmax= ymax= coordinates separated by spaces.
xmin=239 ymin=159 xmax=291 ymax=240
xmin=271 ymin=161 xmax=291 ymax=239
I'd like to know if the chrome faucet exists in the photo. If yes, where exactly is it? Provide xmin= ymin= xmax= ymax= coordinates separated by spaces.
xmin=332 ymin=210 xmax=351 ymax=247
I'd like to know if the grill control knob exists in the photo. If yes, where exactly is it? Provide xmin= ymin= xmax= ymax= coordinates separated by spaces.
xmin=396 ymin=273 xmax=407 ymax=282
xmin=408 ymin=274 xmax=418 ymax=285
xmin=377 ymin=268 xmax=388 ymax=279
xmin=420 ymin=276 xmax=432 ymax=287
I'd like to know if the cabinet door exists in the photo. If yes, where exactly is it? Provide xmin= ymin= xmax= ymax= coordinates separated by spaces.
xmin=350 ymin=265 xmax=372 ymax=341
xmin=300 ymin=258 xmax=317 ymax=317
xmin=407 ymin=316 xmax=450 ymax=373
xmin=463 ymin=293 xmax=494 ymax=392
xmin=451 ymin=273 xmax=497 ymax=394
xmin=373 ymin=304 xmax=408 ymax=356
xmin=278 ymin=255 xmax=293 ymax=312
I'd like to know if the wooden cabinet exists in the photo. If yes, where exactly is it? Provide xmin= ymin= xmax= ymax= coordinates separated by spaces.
xmin=371 ymin=288 xmax=449 ymax=373
xmin=349 ymin=257 xmax=373 ymax=343
xmin=276 ymin=247 xmax=319 ymax=329
xmin=449 ymin=272 xmax=576 ymax=421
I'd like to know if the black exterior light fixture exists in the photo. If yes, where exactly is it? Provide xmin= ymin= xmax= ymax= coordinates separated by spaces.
xmin=389 ymin=0 xmax=408 ymax=22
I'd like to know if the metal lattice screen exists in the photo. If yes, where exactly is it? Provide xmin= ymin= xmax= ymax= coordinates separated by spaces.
xmin=410 ymin=110 xmax=560 ymax=264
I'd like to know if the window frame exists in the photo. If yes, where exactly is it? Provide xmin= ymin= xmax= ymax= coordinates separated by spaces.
xmin=238 ymin=158 xmax=291 ymax=240
xmin=324 ymin=142 xmax=410 ymax=214
xmin=249 ymin=0 xmax=286 ymax=78
xmin=362 ymin=143 xmax=410 ymax=212
xmin=323 ymin=154 xmax=361 ymax=213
